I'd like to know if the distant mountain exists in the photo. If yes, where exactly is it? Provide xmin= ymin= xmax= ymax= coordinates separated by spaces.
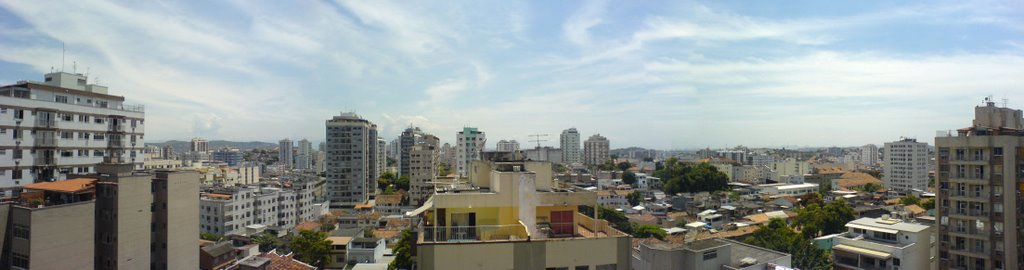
xmin=145 ymin=140 xmax=277 ymax=153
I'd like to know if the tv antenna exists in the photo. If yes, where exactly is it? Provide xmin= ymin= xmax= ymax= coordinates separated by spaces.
xmin=529 ymin=134 xmax=548 ymax=148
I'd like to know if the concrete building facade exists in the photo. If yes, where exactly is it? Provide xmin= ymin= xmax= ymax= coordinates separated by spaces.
xmin=278 ymin=139 xmax=293 ymax=170
xmin=325 ymin=113 xmax=379 ymax=207
xmin=832 ymin=217 xmax=934 ymax=270
xmin=883 ymin=138 xmax=929 ymax=194
xmin=560 ymin=128 xmax=582 ymax=165
xmin=584 ymin=133 xmax=610 ymax=167
xmin=0 ymin=72 xmax=145 ymax=192
xmin=455 ymin=127 xmax=485 ymax=177
xmin=496 ymin=139 xmax=520 ymax=152
xmin=935 ymin=100 xmax=1024 ymax=270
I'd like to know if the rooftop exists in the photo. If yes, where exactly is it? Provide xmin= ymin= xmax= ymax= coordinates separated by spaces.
xmin=847 ymin=217 xmax=930 ymax=233
xmin=23 ymin=178 xmax=97 ymax=193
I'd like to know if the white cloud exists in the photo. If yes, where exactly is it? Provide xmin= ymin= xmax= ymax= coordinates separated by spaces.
xmin=563 ymin=0 xmax=608 ymax=46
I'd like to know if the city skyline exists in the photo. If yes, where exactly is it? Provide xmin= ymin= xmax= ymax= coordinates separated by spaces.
xmin=1 ymin=1 xmax=1023 ymax=149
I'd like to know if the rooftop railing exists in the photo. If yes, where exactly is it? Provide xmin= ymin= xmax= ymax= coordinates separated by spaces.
xmin=420 ymin=222 xmax=529 ymax=243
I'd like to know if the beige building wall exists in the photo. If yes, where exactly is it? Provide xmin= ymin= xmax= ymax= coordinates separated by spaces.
xmin=418 ymin=236 xmax=630 ymax=270
xmin=14 ymin=202 xmax=96 ymax=269
xmin=161 ymin=170 xmax=200 ymax=270
xmin=114 ymin=174 xmax=154 ymax=270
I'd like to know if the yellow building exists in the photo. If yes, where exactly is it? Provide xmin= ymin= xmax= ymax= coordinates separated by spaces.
xmin=409 ymin=159 xmax=631 ymax=270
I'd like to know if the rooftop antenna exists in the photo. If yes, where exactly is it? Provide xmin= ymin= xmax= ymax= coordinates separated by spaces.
xmin=1002 ymin=95 xmax=1008 ymax=108
xmin=72 ymin=61 xmax=77 ymax=74
xmin=529 ymin=134 xmax=549 ymax=148
xmin=61 ymin=42 xmax=65 ymax=72
xmin=86 ymin=67 xmax=90 ymax=79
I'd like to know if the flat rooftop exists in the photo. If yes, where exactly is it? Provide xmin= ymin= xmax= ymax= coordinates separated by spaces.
xmin=847 ymin=217 xmax=930 ymax=233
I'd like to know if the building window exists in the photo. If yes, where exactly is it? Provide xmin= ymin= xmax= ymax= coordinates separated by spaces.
xmin=12 ymin=169 xmax=22 ymax=180
xmin=55 ymin=95 xmax=68 ymax=103
xmin=994 ymin=147 xmax=1003 ymax=156
xmin=703 ymin=250 xmax=718 ymax=260
xmin=12 ymin=253 xmax=28 ymax=268
xmin=13 ymin=224 xmax=29 ymax=239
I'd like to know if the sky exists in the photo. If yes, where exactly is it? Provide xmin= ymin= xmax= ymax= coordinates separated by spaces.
xmin=1 ymin=1 xmax=1023 ymax=150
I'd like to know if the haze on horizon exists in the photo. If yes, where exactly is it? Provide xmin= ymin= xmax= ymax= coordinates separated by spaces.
xmin=1 ymin=0 xmax=1023 ymax=149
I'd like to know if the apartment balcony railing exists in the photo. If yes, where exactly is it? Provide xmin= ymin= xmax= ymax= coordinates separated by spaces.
xmin=420 ymin=223 xmax=529 ymax=243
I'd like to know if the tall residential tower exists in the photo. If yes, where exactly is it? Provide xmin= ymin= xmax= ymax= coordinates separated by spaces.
xmin=456 ymin=127 xmax=486 ymax=177
xmin=883 ymin=138 xmax=929 ymax=194
xmin=584 ymin=133 xmax=610 ymax=166
xmin=560 ymin=128 xmax=581 ymax=165
xmin=325 ymin=113 xmax=379 ymax=207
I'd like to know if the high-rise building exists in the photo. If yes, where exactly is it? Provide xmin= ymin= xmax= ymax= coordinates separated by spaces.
xmin=408 ymin=144 xmax=437 ymax=205
xmin=583 ymin=133 xmax=610 ymax=166
xmin=496 ymin=139 xmax=520 ymax=152
xmin=377 ymin=138 xmax=386 ymax=180
xmin=0 ymin=71 xmax=145 ymax=191
xmin=325 ymin=113 xmax=379 ymax=207
xmin=399 ymin=127 xmax=422 ymax=177
xmin=191 ymin=137 xmax=210 ymax=153
xmin=860 ymin=144 xmax=879 ymax=165
xmin=295 ymin=139 xmax=313 ymax=170
xmin=935 ymin=100 xmax=1024 ymax=270
xmin=883 ymin=138 xmax=929 ymax=194
xmin=560 ymin=128 xmax=582 ymax=165
xmin=161 ymin=145 xmax=176 ymax=160
xmin=455 ymin=127 xmax=486 ymax=176
xmin=279 ymin=138 xmax=293 ymax=169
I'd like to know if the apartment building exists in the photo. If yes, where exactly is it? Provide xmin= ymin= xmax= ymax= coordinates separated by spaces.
xmin=325 ymin=113 xmax=379 ymax=207
xmin=861 ymin=144 xmax=879 ymax=166
xmin=408 ymin=157 xmax=631 ymax=270
xmin=191 ymin=137 xmax=210 ymax=153
xmin=0 ymin=71 xmax=145 ymax=192
xmin=211 ymin=147 xmax=243 ymax=167
xmin=832 ymin=217 xmax=934 ymax=270
xmin=278 ymin=139 xmax=293 ymax=169
xmin=199 ymin=178 xmax=321 ymax=236
xmin=584 ymin=133 xmax=610 ymax=166
xmin=409 ymin=144 xmax=437 ymax=205
xmin=935 ymin=100 xmax=1023 ymax=270
xmin=561 ymin=128 xmax=582 ymax=165
xmin=496 ymin=139 xmax=520 ymax=152
xmin=883 ymin=138 xmax=929 ymax=194
xmin=295 ymin=139 xmax=312 ymax=170
xmin=455 ymin=127 xmax=485 ymax=177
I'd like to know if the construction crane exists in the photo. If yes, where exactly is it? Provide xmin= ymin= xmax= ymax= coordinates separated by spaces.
xmin=529 ymin=134 xmax=549 ymax=148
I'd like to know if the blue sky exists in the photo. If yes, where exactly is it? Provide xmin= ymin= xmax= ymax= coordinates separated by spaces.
xmin=1 ymin=1 xmax=1023 ymax=149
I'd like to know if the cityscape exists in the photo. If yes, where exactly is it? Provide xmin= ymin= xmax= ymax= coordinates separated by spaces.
xmin=1 ymin=1 xmax=1023 ymax=270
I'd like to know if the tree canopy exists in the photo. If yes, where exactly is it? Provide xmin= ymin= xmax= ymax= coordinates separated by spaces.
xmin=617 ymin=161 xmax=633 ymax=171
xmin=631 ymin=224 xmax=666 ymax=240
xmin=794 ymin=198 xmax=856 ymax=238
xmin=627 ymin=191 xmax=643 ymax=206
xmin=251 ymin=232 xmax=282 ymax=252
xmin=654 ymin=158 xmax=730 ymax=195
xmin=744 ymin=219 xmax=831 ymax=270
xmin=622 ymin=171 xmax=638 ymax=185
xmin=389 ymin=229 xmax=414 ymax=270
xmin=200 ymin=232 xmax=224 ymax=242
xmin=290 ymin=230 xmax=332 ymax=267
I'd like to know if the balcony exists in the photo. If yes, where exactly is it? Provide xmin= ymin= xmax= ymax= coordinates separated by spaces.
xmin=420 ymin=222 xmax=529 ymax=243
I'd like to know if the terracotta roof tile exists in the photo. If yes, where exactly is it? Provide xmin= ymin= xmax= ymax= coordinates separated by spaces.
xmin=23 ymin=178 xmax=96 ymax=193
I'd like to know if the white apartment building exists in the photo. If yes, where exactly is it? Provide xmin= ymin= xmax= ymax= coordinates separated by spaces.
xmin=597 ymin=190 xmax=632 ymax=210
xmin=832 ymin=217 xmax=934 ymax=270
xmin=191 ymin=137 xmax=210 ymax=153
xmin=455 ymin=127 xmax=485 ymax=177
xmin=279 ymin=138 xmax=293 ymax=169
xmin=883 ymin=138 xmax=929 ymax=194
xmin=0 ymin=72 xmax=145 ymax=191
xmin=325 ymin=113 xmax=379 ymax=207
xmin=583 ymin=133 xmax=610 ymax=166
xmin=759 ymin=183 xmax=819 ymax=197
xmin=295 ymin=139 xmax=312 ymax=170
xmin=496 ymin=139 xmax=520 ymax=152
xmin=200 ymin=180 xmax=321 ymax=236
xmin=635 ymin=173 xmax=662 ymax=190
xmin=750 ymin=154 xmax=775 ymax=167
xmin=771 ymin=158 xmax=811 ymax=180
xmin=861 ymin=144 xmax=879 ymax=166
xmin=560 ymin=128 xmax=582 ymax=165
xmin=717 ymin=150 xmax=748 ymax=164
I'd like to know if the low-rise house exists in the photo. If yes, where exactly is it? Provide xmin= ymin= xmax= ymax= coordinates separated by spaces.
xmin=597 ymin=189 xmax=634 ymax=210
xmin=201 ymin=241 xmax=238 ymax=270
xmin=347 ymin=237 xmax=386 ymax=264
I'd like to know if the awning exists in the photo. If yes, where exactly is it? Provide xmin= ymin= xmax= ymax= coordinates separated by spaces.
xmin=405 ymin=197 xmax=434 ymax=217
xmin=834 ymin=244 xmax=892 ymax=259
xmin=846 ymin=223 xmax=898 ymax=234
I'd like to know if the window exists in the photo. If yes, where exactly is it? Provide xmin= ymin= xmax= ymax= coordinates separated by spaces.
xmin=575 ymin=266 xmax=589 ymax=270
xmin=61 ymin=151 xmax=73 ymax=157
xmin=61 ymin=131 xmax=73 ymax=139
xmin=12 ymin=169 xmax=22 ymax=180
xmin=12 ymin=149 xmax=22 ymax=159
xmin=95 ymin=117 xmax=104 ymax=124
xmin=78 ymin=114 xmax=89 ymax=122
xmin=703 ymin=250 xmax=718 ymax=260
xmin=94 ymin=150 xmax=105 ymax=157
xmin=12 ymin=253 xmax=28 ymax=268
xmin=13 ymin=224 xmax=29 ymax=239
xmin=55 ymin=95 xmax=69 ymax=103
xmin=893 ymin=258 xmax=901 ymax=266
xmin=14 ymin=109 xmax=24 ymax=120
xmin=994 ymin=147 xmax=1003 ymax=156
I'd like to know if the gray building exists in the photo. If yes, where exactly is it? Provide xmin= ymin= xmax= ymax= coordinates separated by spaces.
xmin=200 ymin=176 xmax=323 ymax=236
xmin=561 ymin=128 xmax=582 ymax=165
xmin=632 ymin=238 xmax=792 ymax=270
xmin=212 ymin=147 xmax=243 ymax=167
xmin=295 ymin=139 xmax=313 ymax=171
xmin=278 ymin=139 xmax=293 ymax=170
xmin=584 ymin=133 xmax=610 ymax=166
xmin=325 ymin=113 xmax=379 ymax=207
xmin=409 ymin=144 xmax=437 ymax=205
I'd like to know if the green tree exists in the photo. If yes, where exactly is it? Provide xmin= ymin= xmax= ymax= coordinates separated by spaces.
xmin=861 ymin=182 xmax=881 ymax=193
xmin=744 ymin=219 xmax=830 ymax=270
xmin=617 ymin=161 xmax=633 ymax=171
xmin=795 ymin=198 xmax=855 ymax=238
xmin=654 ymin=158 xmax=729 ymax=194
xmin=290 ymin=230 xmax=332 ymax=267
xmin=900 ymin=195 xmax=920 ymax=206
xmin=627 ymin=191 xmax=643 ymax=206
xmin=201 ymin=232 xmax=224 ymax=242
xmin=389 ymin=229 xmax=414 ymax=270
xmin=438 ymin=163 xmax=449 ymax=176
xmin=395 ymin=176 xmax=411 ymax=191
xmin=799 ymin=192 xmax=824 ymax=207
xmin=622 ymin=171 xmax=638 ymax=185
xmin=920 ymin=198 xmax=936 ymax=210
xmin=631 ymin=224 xmax=666 ymax=240
xmin=251 ymin=232 xmax=282 ymax=252
xmin=378 ymin=171 xmax=397 ymax=190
